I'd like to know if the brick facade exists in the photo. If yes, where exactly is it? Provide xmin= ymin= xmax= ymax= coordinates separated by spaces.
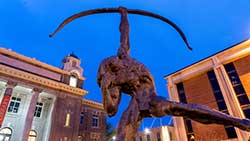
xmin=78 ymin=103 xmax=106 ymax=141
xmin=166 ymin=39 xmax=250 ymax=141
xmin=183 ymin=73 xmax=228 ymax=140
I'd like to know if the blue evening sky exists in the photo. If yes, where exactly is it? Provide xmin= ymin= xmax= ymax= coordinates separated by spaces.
xmin=1 ymin=0 xmax=250 ymax=130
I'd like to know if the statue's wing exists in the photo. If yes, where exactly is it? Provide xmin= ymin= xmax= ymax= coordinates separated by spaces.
xmin=49 ymin=7 xmax=192 ymax=50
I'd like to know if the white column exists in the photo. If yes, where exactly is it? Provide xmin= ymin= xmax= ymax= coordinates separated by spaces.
xmin=0 ymin=81 xmax=7 ymax=106
xmin=44 ymin=95 xmax=57 ymax=141
xmin=167 ymin=77 xmax=187 ymax=141
xmin=212 ymin=57 xmax=250 ymax=140
xmin=22 ymin=88 xmax=42 ymax=141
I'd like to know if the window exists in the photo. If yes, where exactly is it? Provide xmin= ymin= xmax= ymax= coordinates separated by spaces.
xmin=8 ymin=97 xmax=21 ymax=113
xmin=92 ymin=114 xmax=99 ymax=127
xmin=169 ymin=132 xmax=173 ymax=141
xmin=157 ymin=132 xmax=161 ymax=141
xmin=69 ymin=76 xmax=77 ymax=87
xmin=185 ymin=119 xmax=193 ymax=133
xmin=34 ymin=102 xmax=43 ymax=118
xmin=28 ymin=130 xmax=37 ymax=141
xmin=80 ymin=112 xmax=84 ymax=125
xmin=146 ymin=134 xmax=151 ymax=141
xmin=65 ymin=113 xmax=71 ymax=127
xmin=176 ymin=83 xmax=187 ymax=103
xmin=0 ymin=127 xmax=12 ymax=141
xmin=224 ymin=63 xmax=250 ymax=119
xmin=225 ymin=125 xmax=237 ymax=139
xmin=72 ymin=61 xmax=77 ymax=67
xmin=207 ymin=70 xmax=237 ymax=139
xmin=176 ymin=83 xmax=194 ymax=139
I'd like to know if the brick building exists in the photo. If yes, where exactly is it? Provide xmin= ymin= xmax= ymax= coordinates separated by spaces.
xmin=0 ymin=48 xmax=106 ymax=141
xmin=165 ymin=39 xmax=250 ymax=141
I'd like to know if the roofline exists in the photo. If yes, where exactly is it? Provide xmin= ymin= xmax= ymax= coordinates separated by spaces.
xmin=0 ymin=48 xmax=86 ymax=80
xmin=82 ymin=99 xmax=104 ymax=110
xmin=164 ymin=38 xmax=250 ymax=78
xmin=0 ymin=64 xmax=88 ymax=96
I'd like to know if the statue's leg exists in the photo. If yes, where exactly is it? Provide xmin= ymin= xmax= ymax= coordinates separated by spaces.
xmin=149 ymin=96 xmax=250 ymax=132
xmin=117 ymin=97 xmax=142 ymax=141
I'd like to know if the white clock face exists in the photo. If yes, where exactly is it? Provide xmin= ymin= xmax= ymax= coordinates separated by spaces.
xmin=69 ymin=76 xmax=77 ymax=87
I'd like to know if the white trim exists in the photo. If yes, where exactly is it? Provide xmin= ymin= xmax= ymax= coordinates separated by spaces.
xmin=44 ymin=96 xmax=56 ymax=141
xmin=167 ymin=77 xmax=188 ymax=141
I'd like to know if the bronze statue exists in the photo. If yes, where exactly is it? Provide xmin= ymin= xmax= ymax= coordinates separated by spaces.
xmin=50 ymin=7 xmax=250 ymax=141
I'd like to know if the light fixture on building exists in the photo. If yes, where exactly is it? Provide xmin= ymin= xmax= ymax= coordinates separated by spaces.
xmin=112 ymin=135 xmax=116 ymax=140
xmin=145 ymin=128 xmax=150 ymax=134
xmin=190 ymin=135 xmax=195 ymax=140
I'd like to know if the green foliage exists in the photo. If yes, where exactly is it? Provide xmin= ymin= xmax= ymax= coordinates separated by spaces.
xmin=105 ymin=122 xmax=116 ymax=141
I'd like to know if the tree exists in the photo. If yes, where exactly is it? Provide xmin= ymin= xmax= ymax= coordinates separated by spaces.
xmin=105 ymin=122 xmax=116 ymax=141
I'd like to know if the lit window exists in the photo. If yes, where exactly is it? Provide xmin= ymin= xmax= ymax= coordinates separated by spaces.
xmin=69 ymin=76 xmax=77 ymax=87
xmin=0 ymin=127 xmax=12 ymax=141
xmin=28 ymin=130 xmax=37 ymax=141
xmin=77 ymin=136 xmax=82 ymax=141
xmin=92 ymin=114 xmax=99 ymax=128
xmin=65 ymin=113 xmax=71 ymax=127
xmin=80 ymin=112 xmax=84 ymax=125
xmin=34 ymin=102 xmax=43 ymax=117
xmin=8 ymin=97 xmax=21 ymax=113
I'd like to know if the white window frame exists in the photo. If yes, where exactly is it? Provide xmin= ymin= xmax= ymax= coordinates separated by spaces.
xmin=8 ymin=96 xmax=21 ymax=114
xmin=34 ymin=102 xmax=43 ymax=118
xmin=92 ymin=114 xmax=99 ymax=128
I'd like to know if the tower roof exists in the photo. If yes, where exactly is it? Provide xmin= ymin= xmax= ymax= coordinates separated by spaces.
xmin=69 ymin=52 xmax=79 ymax=59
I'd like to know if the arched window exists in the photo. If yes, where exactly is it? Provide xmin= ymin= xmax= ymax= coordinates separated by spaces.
xmin=77 ymin=136 xmax=82 ymax=141
xmin=0 ymin=127 xmax=12 ymax=141
xmin=28 ymin=130 xmax=37 ymax=141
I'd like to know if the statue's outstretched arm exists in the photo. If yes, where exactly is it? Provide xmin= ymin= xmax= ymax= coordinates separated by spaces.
xmin=149 ymin=96 xmax=250 ymax=131
xmin=49 ymin=7 xmax=192 ymax=51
